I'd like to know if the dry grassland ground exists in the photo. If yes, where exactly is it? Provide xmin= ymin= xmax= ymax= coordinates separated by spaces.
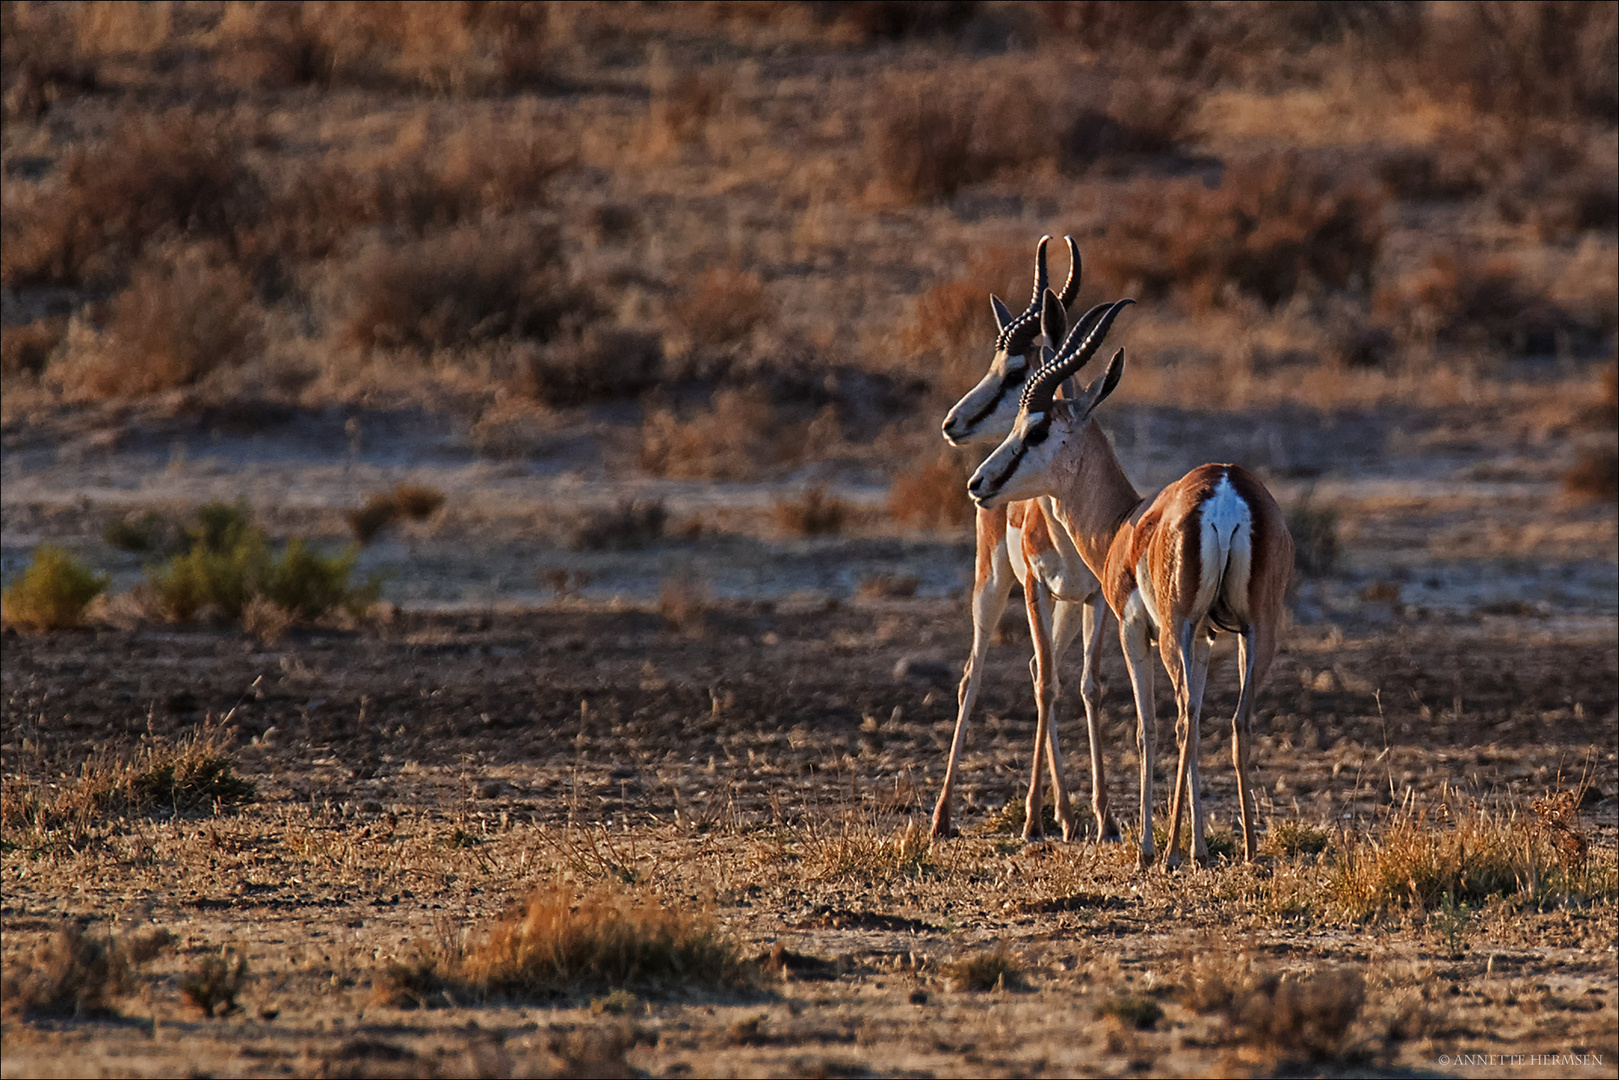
xmin=2 ymin=2 xmax=1617 ymax=1077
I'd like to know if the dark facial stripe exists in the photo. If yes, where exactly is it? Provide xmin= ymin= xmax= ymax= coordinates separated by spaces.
xmin=957 ymin=365 xmax=1027 ymax=430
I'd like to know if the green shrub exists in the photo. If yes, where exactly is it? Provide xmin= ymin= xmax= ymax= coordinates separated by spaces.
xmin=1 ymin=545 xmax=108 ymax=631
xmin=146 ymin=500 xmax=376 ymax=625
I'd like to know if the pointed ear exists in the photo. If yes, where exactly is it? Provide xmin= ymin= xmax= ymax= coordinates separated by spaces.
xmin=990 ymin=295 xmax=1014 ymax=334
xmin=1058 ymin=374 xmax=1080 ymax=401
xmin=1076 ymin=348 xmax=1127 ymax=417
xmin=1039 ymin=288 xmax=1065 ymax=351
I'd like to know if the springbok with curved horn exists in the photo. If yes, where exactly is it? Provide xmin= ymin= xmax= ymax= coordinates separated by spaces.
xmin=968 ymin=295 xmax=1294 ymax=867
xmin=930 ymin=235 xmax=1132 ymax=843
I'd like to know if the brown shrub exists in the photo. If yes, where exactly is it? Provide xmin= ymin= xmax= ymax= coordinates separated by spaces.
xmin=1372 ymin=254 xmax=1598 ymax=357
xmin=338 ymin=221 xmax=594 ymax=355
xmin=868 ymin=79 xmax=985 ymax=203
xmin=673 ymin=267 xmax=772 ymax=350
xmin=821 ymin=1 xmax=983 ymax=40
xmin=258 ymin=122 xmax=568 ymax=265
xmin=347 ymin=495 xmax=401 ymax=546
xmin=520 ymin=327 xmax=665 ymax=407
xmin=1060 ymin=78 xmax=1198 ymax=169
xmin=1405 ymin=1 xmax=1618 ymax=125
xmin=571 ymin=501 xmax=668 ymax=552
xmin=888 ymin=454 xmax=972 ymax=530
xmin=52 ymin=246 xmax=259 ymax=399
xmin=213 ymin=1 xmax=553 ymax=94
xmin=1183 ymin=953 xmax=1366 ymax=1062
xmin=1564 ymin=444 xmax=1618 ymax=503
xmin=0 ymin=317 xmax=66 ymax=377
xmin=1 ymin=924 xmax=172 ymax=1020
xmin=773 ymin=487 xmax=848 ymax=536
xmin=640 ymin=388 xmax=801 ymax=481
xmin=1 ymin=109 xmax=255 ymax=289
xmin=181 ymin=952 xmax=249 ymax=1018
xmin=1091 ymin=155 xmax=1385 ymax=311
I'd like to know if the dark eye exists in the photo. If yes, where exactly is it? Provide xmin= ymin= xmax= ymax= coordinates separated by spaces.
xmin=1024 ymin=425 xmax=1048 ymax=446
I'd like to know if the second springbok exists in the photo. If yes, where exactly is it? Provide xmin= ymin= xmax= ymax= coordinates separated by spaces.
xmin=931 ymin=235 xmax=1133 ymax=843
xmin=969 ymin=290 xmax=1294 ymax=868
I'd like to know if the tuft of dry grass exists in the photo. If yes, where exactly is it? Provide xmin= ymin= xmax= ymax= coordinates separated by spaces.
xmin=672 ymin=267 xmax=771 ymax=351
xmin=375 ymin=887 xmax=749 ymax=1007
xmin=1 ymin=718 xmax=253 ymax=848
xmin=103 ymin=510 xmax=180 ymax=555
xmin=1183 ymin=951 xmax=1366 ymax=1062
xmin=1 ymin=924 xmax=173 ymax=1021
xmin=657 ymin=571 xmax=710 ymax=637
xmin=1563 ymin=444 xmax=1618 ymax=502
xmin=0 ymin=316 xmax=66 ymax=378
xmin=1286 ymin=495 xmax=1340 ymax=578
xmin=945 ymin=949 xmax=1025 ymax=993
xmin=772 ymin=487 xmax=848 ymax=537
xmin=804 ymin=817 xmax=936 ymax=883
xmin=640 ymin=388 xmax=801 ymax=481
xmin=1327 ymin=796 xmax=1616 ymax=920
xmin=1098 ymin=994 xmax=1164 ymax=1030
xmin=1266 ymin=820 xmax=1331 ymax=858
xmin=347 ymin=483 xmax=447 ymax=544
xmin=571 ymin=501 xmax=668 ymax=552
xmin=181 ymin=951 xmax=250 ymax=1018
xmin=1 ymin=545 xmax=107 ymax=631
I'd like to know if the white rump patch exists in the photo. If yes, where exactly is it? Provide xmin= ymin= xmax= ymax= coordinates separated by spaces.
xmin=1198 ymin=473 xmax=1253 ymax=627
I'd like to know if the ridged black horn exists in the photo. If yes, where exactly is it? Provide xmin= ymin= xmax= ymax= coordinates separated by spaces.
xmin=1057 ymin=236 xmax=1082 ymax=310
xmin=1020 ymin=299 xmax=1134 ymax=414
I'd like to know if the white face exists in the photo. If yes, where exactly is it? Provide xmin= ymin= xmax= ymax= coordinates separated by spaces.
xmin=941 ymin=349 xmax=1030 ymax=446
xmin=967 ymin=405 xmax=1079 ymax=508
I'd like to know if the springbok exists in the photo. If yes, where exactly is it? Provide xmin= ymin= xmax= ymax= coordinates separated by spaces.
xmin=930 ymin=235 xmax=1133 ymax=843
xmin=968 ymin=291 xmax=1294 ymax=868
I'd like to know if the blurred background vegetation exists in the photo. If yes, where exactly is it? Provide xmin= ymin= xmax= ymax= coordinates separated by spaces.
xmin=1 ymin=0 xmax=1613 ymax=498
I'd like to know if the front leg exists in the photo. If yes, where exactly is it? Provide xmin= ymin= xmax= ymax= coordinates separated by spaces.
xmin=932 ymin=510 xmax=1014 ymax=839
xmin=1023 ymin=578 xmax=1072 ymax=841
xmin=1119 ymin=596 xmax=1156 ymax=869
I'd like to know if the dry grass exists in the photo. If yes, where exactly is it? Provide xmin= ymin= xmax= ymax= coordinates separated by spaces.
xmin=375 ymin=887 xmax=749 ymax=1007
xmin=640 ymin=388 xmax=802 ymax=481
xmin=1373 ymin=253 xmax=1598 ymax=357
xmin=887 ymin=453 xmax=972 ymax=530
xmin=1286 ymin=495 xmax=1340 ymax=579
xmin=1327 ymin=795 xmax=1617 ymax=920
xmin=181 ymin=951 xmax=250 ymax=1018
xmin=772 ymin=487 xmax=848 ymax=537
xmin=347 ymin=484 xmax=447 ymax=544
xmin=945 ymin=949 xmax=1025 ymax=993
xmin=1564 ymin=444 xmax=1619 ymax=502
xmin=1 ymin=923 xmax=173 ymax=1020
xmin=571 ymin=501 xmax=668 ymax=552
xmin=1183 ymin=950 xmax=1367 ymax=1062
xmin=336 ymin=220 xmax=592 ymax=357
xmin=1 ymin=108 xmax=253 ymax=289
xmin=672 ymin=267 xmax=772 ymax=351
xmin=0 ymin=544 xmax=107 ymax=631
xmin=49 ymin=244 xmax=259 ymax=399
xmin=1091 ymin=155 xmax=1385 ymax=312
xmin=0 ymin=316 xmax=65 ymax=378
xmin=0 ymin=719 xmax=254 ymax=848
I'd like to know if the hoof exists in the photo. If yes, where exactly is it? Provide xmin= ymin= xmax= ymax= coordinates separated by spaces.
xmin=1135 ymin=848 xmax=1155 ymax=871
xmin=1163 ymin=851 xmax=1184 ymax=871
xmin=930 ymin=820 xmax=957 ymax=840
xmin=1098 ymin=821 xmax=1123 ymax=844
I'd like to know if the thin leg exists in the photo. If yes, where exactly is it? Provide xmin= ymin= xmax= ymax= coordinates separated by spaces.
xmin=932 ymin=515 xmax=1013 ymax=839
xmin=1023 ymin=579 xmax=1071 ymax=840
xmin=1077 ymin=597 xmax=1118 ymax=842
xmin=1185 ymin=628 xmax=1213 ymax=865
xmin=1231 ymin=624 xmax=1274 ymax=861
xmin=1045 ymin=598 xmax=1086 ymax=840
xmin=1119 ymin=603 xmax=1156 ymax=869
xmin=1164 ymin=622 xmax=1193 ymax=868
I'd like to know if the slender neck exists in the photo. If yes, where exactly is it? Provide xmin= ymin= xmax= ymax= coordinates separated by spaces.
xmin=1044 ymin=420 xmax=1142 ymax=580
